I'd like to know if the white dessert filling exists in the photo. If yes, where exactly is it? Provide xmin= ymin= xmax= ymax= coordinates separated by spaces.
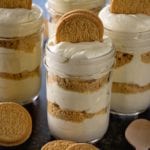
xmin=49 ymin=37 xmax=112 ymax=60
xmin=112 ymin=52 xmax=150 ymax=86
xmin=47 ymin=111 xmax=109 ymax=142
xmin=47 ymin=0 xmax=105 ymax=14
xmin=0 ymin=43 xmax=41 ymax=74
xmin=0 ymin=4 xmax=43 ymax=37
xmin=47 ymin=82 xmax=111 ymax=113
xmin=0 ymin=75 xmax=40 ymax=104
xmin=111 ymin=91 xmax=150 ymax=114
xmin=46 ymin=37 xmax=114 ymax=77
xmin=99 ymin=5 xmax=150 ymax=32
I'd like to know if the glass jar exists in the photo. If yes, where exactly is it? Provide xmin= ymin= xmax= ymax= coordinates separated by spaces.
xmin=0 ymin=4 xmax=43 ymax=104
xmin=44 ymin=39 xmax=114 ymax=142
xmin=45 ymin=0 xmax=105 ymax=37
xmin=99 ymin=5 xmax=150 ymax=115
xmin=106 ymin=29 xmax=150 ymax=115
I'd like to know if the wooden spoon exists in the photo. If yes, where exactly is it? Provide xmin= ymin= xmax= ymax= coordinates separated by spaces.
xmin=125 ymin=119 xmax=150 ymax=150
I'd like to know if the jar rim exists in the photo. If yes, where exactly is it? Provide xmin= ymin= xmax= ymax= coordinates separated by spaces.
xmin=105 ymin=27 xmax=150 ymax=35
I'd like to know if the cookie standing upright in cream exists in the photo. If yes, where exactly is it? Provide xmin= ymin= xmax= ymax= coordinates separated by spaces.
xmin=0 ymin=0 xmax=43 ymax=104
xmin=99 ymin=0 xmax=150 ymax=115
xmin=45 ymin=10 xmax=114 ymax=142
xmin=46 ymin=0 xmax=105 ymax=37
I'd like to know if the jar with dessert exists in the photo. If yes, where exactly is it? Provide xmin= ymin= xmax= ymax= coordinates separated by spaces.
xmin=45 ymin=10 xmax=114 ymax=142
xmin=45 ymin=0 xmax=105 ymax=37
xmin=0 ymin=0 xmax=43 ymax=104
xmin=99 ymin=0 xmax=150 ymax=115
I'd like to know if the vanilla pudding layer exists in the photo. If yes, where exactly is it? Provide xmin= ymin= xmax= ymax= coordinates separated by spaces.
xmin=112 ymin=51 xmax=150 ymax=86
xmin=0 ymin=43 xmax=41 ymax=74
xmin=47 ymin=110 xmax=109 ymax=142
xmin=47 ymin=0 xmax=105 ymax=14
xmin=111 ymin=91 xmax=150 ymax=114
xmin=47 ymin=82 xmax=111 ymax=113
xmin=0 ymin=73 xmax=40 ymax=104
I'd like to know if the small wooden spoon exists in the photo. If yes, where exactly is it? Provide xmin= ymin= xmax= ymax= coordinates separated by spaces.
xmin=125 ymin=119 xmax=150 ymax=150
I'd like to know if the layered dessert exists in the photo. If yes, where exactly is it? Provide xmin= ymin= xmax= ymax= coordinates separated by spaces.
xmin=46 ymin=0 xmax=105 ymax=37
xmin=99 ymin=1 xmax=150 ymax=114
xmin=0 ymin=1 xmax=43 ymax=104
xmin=45 ymin=10 xmax=114 ymax=142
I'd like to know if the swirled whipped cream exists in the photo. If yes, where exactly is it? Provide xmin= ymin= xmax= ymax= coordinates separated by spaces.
xmin=0 ymin=4 xmax=43 ymax=37
xmin=47 ymin=0 xmax=105 ymax=14
xmin=99 ymin=5 xmax=150 ymax=32
xmin=48 ymin=37 xmax=112 ymax=60
xmin=46 ymin=37 xmax=114 ymax=77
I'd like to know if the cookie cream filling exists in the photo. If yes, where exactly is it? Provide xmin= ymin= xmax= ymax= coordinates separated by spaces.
xmin=111 ymin=91 xmax=150 ymax=114
xmin=99 ymin=5 xmax=150 ymax=32
xmin=112 ymin=51 xmax=150 ymax=86
xmin=47 ymin=0 xmax=105 ymax=14
xmin=0 ymin=45 xmax=41 ymax=74
xmin=47 ymin=82 xmax=111 ymax=113
xmin=47 ymin=112 xmax=109 ymax=142
xmin=0 ymin=4 xmax=43 ymax=37
xmin=0 ymin=75 xmax=40 ymax=104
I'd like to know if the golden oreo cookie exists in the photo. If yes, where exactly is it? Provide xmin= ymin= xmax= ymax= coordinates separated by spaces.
xmin=0 ymin=102 xmax=32 ymax=147
xmin=110 ymin=0 xmax=150 ymax=15
xmin=0 ymin=0 xmax=32 ymax=9
xmin=56 ymin=10 xmax=104 ymax=43
xmin=67 ymin=143 xmax=99 ymax=150
xmin=41 ymin=140 xmax=75 ymax=150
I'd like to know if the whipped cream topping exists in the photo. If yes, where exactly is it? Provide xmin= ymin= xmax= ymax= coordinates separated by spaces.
xmin=47 ymin=0 xmax=105 ymax=14
xmin=46 ymin=37 xmax=114 ymax=77
xmin=0 ymin=4 xmax=43 ymax=37
xmin=48 ymin=37 xmax=112 ymax=60
xmin=99 ymin=6 xmax=150 ymax=32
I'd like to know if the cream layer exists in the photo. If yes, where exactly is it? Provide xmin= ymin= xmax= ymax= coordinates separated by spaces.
xmin=0 ymin=75 xmax=40 ymax=104
xmin=47 ymin=111 xmax=109 ymax=142
xmin=0 ymin=43 xmax=41 ymax=74
xmin=112 ymin=52 xmax=150 ymax=86
xmin=111 ymin=91 xmax=150 ymax=114
xmin=47 ymin=82 xmax=111 ymax=113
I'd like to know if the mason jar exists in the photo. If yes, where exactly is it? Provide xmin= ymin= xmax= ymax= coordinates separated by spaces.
xmin=0 ymin=4 xmax=43 ymax=104
xmin=45 ymin=0 xmax=105 ymax=37
xmin=44 ymin=37 xmax=114 ymax=142
xmin=99 ymin=5 xmax=150 ymax=115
